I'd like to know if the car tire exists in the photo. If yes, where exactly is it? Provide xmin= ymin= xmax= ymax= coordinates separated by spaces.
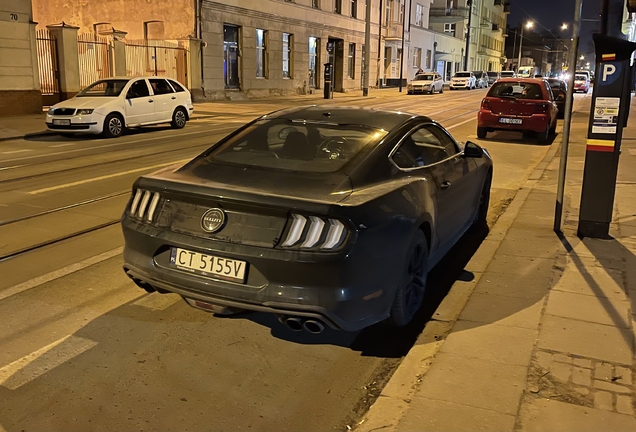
xmin=473 ymin=171 xmax=492 ymax=227
xmin=440 ymin=85 xmax=444 ymax=93
xmin=171 ymin=107 xmax=188 ymax=129
xmin=407 ymin=91 xmax=412 ymax=95
xmin=477 ymin=127 xmax=487 ymax=139
xmin=102 ymin=113 xmax=124 ymax=138
xmin=549 ymin=121 xmax=557 ymax=136
xmin=430 ymin=86 xmax=435 ymax=95
xmin=537 ymin=125 xmax=551 ymax=144
xmin=388 ymin=230 xmax=428 ymax=327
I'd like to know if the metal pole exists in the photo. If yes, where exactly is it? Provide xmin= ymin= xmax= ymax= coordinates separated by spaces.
xmin=512 ymin=26 xmax=517 ymax=70
xmin=399 ymin=0 xmax=409 ymax=92
xmin=464 ymin=0 xmax=473 ymax=70
xmin=363 ymin=0 xmax=372 ymax=96
xmin=554 ymin=0 xmax=583 ymax=233
xmin=517 ymin=25 xmax=524 ymax=71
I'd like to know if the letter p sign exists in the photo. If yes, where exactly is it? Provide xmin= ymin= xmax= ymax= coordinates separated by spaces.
xmin=602 ymin=64 xmax=616 ymax=82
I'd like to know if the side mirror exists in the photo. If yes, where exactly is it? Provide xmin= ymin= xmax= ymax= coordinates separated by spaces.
xmin=555 ymin=90 xmax=566 ymax=101
xmin=463 ymin=141 xmax=484 ymax=158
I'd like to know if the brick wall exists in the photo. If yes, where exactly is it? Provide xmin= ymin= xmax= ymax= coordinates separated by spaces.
xmin=0 ymin=91 xmax=42 ymax=116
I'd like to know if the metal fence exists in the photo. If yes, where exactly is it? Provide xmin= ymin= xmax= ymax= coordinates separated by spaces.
xmin=125 ymin=40 xmax=188 ymax=87
xmin=78 ymin=33 xmax=112 ymax=89
xmin=35 ymin=29 xmax=60 ymax=105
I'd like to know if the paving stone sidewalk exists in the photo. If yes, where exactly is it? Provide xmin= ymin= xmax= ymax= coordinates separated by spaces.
xmin=357 ymin=101 xmax=636 ymax=431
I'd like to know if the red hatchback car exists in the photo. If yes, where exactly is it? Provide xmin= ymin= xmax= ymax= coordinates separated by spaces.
xmin=477 ymin=78 xmax=559 ymax=144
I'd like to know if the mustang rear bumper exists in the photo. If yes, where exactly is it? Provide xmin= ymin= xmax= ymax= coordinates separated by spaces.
xmin=122 ymin=218 xmax=407 ymax=331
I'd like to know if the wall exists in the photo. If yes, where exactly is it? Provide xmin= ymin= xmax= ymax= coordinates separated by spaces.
xmin=0 ymin=0 xmax=41 ymax=115
xmin=199 ymin=0 xmax=382 ymax=100
xmin=31 ymin=0 xmax=195 ymax=40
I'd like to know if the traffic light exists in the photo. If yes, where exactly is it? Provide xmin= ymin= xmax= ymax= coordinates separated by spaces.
xmin=628 ymin=0 xmax=636 ymax=14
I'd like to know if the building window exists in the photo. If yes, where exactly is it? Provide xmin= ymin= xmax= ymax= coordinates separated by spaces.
xmin=224 ymin=24 xmax=240 ymax=89
xmin=412 ymin=47 xmax=422 ymax=68
xmin=256 ymin=29 xmax=267 ymax=78
xmin=348 ymin=43 xmax=355 ymax=79
xmin=415 ymin=4 xmax=423 ymax=26
xmin=309 ymin=37 xmax=319 ymax=87
xmin=283 ymin=33 xmax=293 ymax=78
xmin=312 ymin=0 xmax=320 ymax=8
xmin=444 ymin=23 xmax=456 ymax=37
xmin=335 ymin=0 xmax=342 ymax=14
xmin=426 ymin=49 xmax=432 ymax=69
xmin=350 ymin=0 xmax=357 ymax=18
xmin=398 ymin=1 xmax=404 ymax=24
xmin=385 ymin=0 xmax=391 ymax=25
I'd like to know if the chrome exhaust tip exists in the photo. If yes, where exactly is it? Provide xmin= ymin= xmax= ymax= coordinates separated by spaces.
xmin=303 ymin=320 xmax=325 ymax=334
xmin=284 ymin=317 xmax=303 ymax=332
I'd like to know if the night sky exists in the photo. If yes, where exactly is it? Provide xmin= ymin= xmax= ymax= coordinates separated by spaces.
xmin=508 ymin=0 xmax=603 ymax=58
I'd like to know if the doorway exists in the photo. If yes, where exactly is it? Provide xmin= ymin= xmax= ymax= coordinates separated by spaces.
xmin=223 ymin=25 xmax=240 ymax=89
xmin=328 ymin=38 xmax=344 ymax=92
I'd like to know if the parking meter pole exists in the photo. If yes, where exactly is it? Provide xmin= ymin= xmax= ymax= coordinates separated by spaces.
xmin=577 ymin=34 xmax=636 ymax=238
xmin=323 ymin=62 xmax=332 ymax=100
xmin=363 ymin=0 xmax=372 ymax=97
xmin=553 ymin=0 xmax=582 ymax=233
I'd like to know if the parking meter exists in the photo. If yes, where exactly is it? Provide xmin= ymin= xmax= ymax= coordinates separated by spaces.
xmin=324 ymin=63 xmax=333 ymax=99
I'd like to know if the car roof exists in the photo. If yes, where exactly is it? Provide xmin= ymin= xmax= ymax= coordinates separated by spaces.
xmin=263 ymin=105 xmax=423 ymax=131
xmin=493 ymin=78 xmax=546 ymax=84
xmin=101 ymin=76 xmax=179 ymax=80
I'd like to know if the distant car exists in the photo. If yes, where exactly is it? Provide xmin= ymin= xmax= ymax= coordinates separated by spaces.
xmin=46 ymin=77 xmax=194 ymax=138
xmin=407 ymin=72 xmax=444 ymax=94
xmin=573 ymin=74 xmax=590 ymax=93
xmin=122 ymin=106 xmax=493 ymax=333
xmin=486 ymin=71 xmax=501 ymax=85
xmin=500 ymin=71 xmax=517 ymax=78
xmin=547 ymin=78 xmax=568 ymax=118
xmin=477 ymin=78 xmax=558 ymax=144
xmin=472 ymin=71 xmax=489 ymax=89
xmin=450 ymin=71 xmax=476 ymax=90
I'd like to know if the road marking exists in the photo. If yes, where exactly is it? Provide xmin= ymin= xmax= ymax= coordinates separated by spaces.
xmin=28 ymin=159 xmax=188 ymax=194
xmin=132 ymin=292 xmax=182 ymax=310
xmin=0 ymin=247 xmax=123 ymax=302
xmin=1 ymin=149 xmax=33 ymax=155
xmin=0 ymin=165 xmax=23 ymax=171
xmin=446 ymin=117 xmax=475 ymax=130
xmin=50 ymin=142 xmax=82 ymax=148
xmin=0 ymin=335 xmax=97 ymax=390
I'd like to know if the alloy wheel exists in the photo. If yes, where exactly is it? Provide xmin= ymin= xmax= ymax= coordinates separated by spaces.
xmin=404 ymin=243 xmax=427 ymax=317
xmin=109 ymin=117 xmax=122 ymax=136
xmin=175 ymin=110 xmax=186 ymax=127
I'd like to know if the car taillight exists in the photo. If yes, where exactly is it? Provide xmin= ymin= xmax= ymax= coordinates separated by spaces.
xmin=129 ymin=188 xmax=162 ymax=223
xmin=279 ymin=213 xmax=349 ymax=251
xmin=534 ymin=103 xmax=549 ymax=114
xmin=481 ymin=99 xmax=491 ymax=111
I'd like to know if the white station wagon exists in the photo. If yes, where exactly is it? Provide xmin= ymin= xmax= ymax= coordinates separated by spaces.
xmin=46 ymin=77 xmax=194 ymax=138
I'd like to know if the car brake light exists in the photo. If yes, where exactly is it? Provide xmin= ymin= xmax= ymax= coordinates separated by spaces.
xmin=534 ymin=103 xmax=549 ymax=114
xmin=129 ymin=188 xmax=162 ymax=223
xmin=481 ymin=99 xmax=491 ymax=110
xmin=280 ymin=213 xmax=348 ymax=251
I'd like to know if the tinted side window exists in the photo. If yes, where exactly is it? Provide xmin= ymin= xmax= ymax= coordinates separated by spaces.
xmin=126 ymin=80 xmax=150 ymax=98
xmin=427 ymin=125 xmax=459 ymax=157
xmin=392 ymin=126 xmax=454 ymax=168
xmin=149 ymin=78 xmax=175 ymax=95
xmin=169 ymin=79 xmax=186 ymax=92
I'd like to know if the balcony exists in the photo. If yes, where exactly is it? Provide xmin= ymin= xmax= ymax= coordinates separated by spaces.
xmin=385 ymin=22 xmax=403 ymax=40
xmin=504 ymin=3 xmax=511 ymax=13
xmin=429 ymin=7 xmax=469 ymax=23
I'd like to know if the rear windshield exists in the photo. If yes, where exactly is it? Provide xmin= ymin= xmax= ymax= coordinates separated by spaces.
xmin=575 ymin=75 xmax=587 ymax=81
xmin=548 ymin=80 xmax=563 ymax=88
xmin=205 ymin=119 xmax=387 ymax=173
xmin=500 ymin=72 xmax=515 ymax=76
xmin=455 ymin=72 xmax=471 ymax=78
xmin=414 ymin=74 xmax=435 ymax=81
xmin=487 ymin=82 xmax=544 ymax=100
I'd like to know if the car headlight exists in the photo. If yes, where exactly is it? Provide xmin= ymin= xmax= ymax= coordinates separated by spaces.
xmin=77 ymin=109 xmax=94 ymax=115
xmin=47 ymin=108 xmax=55 ymax=115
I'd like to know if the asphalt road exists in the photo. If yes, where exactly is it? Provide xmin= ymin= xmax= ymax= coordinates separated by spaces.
xmin=0 ymin=89 xmax=591 ymax=432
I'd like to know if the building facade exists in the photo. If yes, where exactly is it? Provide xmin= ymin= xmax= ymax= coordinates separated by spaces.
xmin=0 ymin=0 xmax=41 ymax=115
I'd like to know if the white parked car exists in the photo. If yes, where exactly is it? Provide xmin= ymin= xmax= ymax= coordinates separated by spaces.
xmin=46 ymin=77 xmax=194 ymax=138
xmin=450 ymin=71 xmax=476 ymax=90
xmin=407 ymin=72 xmax=444 ymax=94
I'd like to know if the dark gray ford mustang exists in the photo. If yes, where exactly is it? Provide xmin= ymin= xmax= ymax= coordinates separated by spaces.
xmin=122 ymin=106 xmax=493 ymax=333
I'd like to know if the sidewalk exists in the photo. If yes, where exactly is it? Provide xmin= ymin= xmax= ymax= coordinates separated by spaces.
xmin=356 ymin=100 xmax=636 ymax=431
xmin=0 ymin=87 xmax=401 ymax=142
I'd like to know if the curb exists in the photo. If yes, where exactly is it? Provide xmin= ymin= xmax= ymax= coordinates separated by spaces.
xmin=354 ymin=139 xmax=562 ymax=432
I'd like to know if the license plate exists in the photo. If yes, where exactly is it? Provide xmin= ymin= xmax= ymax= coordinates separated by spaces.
xmin=53 ymin=119 xmax=71 ymax=126
xmin=169 ymin=248 xmax=247 ymax=283
xmin=499 ymin=118 xmax=522 ymax=125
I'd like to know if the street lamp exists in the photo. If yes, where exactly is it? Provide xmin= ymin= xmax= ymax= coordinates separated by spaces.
xmin=517 ymin=21 xmax=534 ymax=72
xmin=561 ymin=23 xmax=568 ymax=30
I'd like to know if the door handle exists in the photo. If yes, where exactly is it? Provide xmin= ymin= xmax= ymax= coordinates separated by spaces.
xmin=441 ymin=181 xmax=452 ymax=190
xmin=148 ymin=99 xmax=154 ymax=103
xmin=171 ymin=96 xmax=176 ymax=100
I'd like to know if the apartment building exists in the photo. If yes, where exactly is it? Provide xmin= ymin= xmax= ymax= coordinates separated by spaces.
xmin=0 ymin=0 xmax=41 ymax=115
xmin=429 ymin=0 xmax=508 ymax=72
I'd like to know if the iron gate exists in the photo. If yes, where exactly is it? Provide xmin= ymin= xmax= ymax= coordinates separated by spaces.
xmin=125 ymin=40 xmax=188 ymax=87
xmin=36 ymin=29 xmax=61 ymax=105
xmin=78 ymin=33 xmax=113 ymax=89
